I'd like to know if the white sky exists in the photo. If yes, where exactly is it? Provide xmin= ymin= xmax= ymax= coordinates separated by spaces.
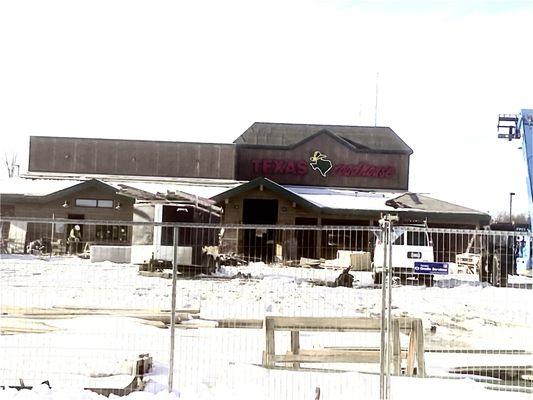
xmin=1 ymin=0 xmax=532 ymax=216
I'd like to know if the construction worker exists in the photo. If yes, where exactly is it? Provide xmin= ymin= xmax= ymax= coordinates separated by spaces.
xmin=68 ymin=225 xmax=82 ymax=255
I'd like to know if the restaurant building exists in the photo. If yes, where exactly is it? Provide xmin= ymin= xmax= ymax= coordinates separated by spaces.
xmin=0 ymin=122 xmax=490 ymax=262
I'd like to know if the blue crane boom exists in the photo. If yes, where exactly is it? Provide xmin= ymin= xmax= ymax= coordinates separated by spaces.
xmin=497 ymin=109 xmax=532 ymax=274
xmin=522 ymin=109 xmax=533 ymax=231
xmin=497 ymin=109 xmax=533 ymax=231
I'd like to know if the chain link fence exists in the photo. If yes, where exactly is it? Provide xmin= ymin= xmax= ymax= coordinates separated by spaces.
xmin=0 ymin=217 xmax=532 ymax=399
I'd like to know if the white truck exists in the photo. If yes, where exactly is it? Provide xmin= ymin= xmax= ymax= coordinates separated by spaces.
xmin=372 ymin=224 xmax=434 ymax=286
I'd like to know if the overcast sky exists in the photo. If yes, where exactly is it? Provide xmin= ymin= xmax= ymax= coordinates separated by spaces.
xmin=1 ymin=0 xmax=532 ymax=216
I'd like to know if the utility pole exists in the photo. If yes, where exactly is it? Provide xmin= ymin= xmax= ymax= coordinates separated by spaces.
xmin=509 ymin=192 xmax=515 ymax=224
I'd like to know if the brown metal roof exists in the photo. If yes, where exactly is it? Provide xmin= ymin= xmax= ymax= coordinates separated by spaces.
xmin=234 ymin=122 xmax=413 ymax=154
xmin=212 ymin=178 xmax=490 ymax=225
xmin=386 ymin=193 xmax=489 ymax=215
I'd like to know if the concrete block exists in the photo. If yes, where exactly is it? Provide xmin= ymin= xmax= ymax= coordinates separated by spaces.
xmin=90 ymin=245 xmax=132 ymax=263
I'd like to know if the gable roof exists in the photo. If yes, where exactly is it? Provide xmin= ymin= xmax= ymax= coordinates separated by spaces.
xmin=385 ymin=193 xmax=486 ymax=215
xmin=0 ymin=178 xmax=125 ymax=203
xmin=236 ymin=128 xmax=378 ymax=154
xmin=1 ymin=174 xmax=241 ymax=205
xmin=212 ymin=179 xmax=490 ymax=224
xmin=211 ymin=177 xmax=322 ymax=213
xmin=287 ymin=186 xmax=404 ymax=213
xmin=234 ymin=122 xmax=413 ymax=154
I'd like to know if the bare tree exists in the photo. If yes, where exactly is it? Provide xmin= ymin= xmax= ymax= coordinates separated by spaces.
xmin=492 ymin=211 xmax=530 ymax=225
xmin=4 ymin=153 xmax=20 ymax=178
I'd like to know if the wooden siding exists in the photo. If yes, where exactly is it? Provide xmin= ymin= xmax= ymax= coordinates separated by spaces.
xmin=2 ymin=186 xmax=134 ymax=244
xmin=29 ymin=137 xmax=236 ymax=179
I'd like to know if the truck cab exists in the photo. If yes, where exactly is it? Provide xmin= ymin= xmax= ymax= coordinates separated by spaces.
xmin=372 ymin=223 xmax=434 ymax=286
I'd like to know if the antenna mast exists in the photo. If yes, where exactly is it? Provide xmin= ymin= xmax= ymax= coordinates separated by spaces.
xmin=374 ymin=72 xmax=379 ymax=127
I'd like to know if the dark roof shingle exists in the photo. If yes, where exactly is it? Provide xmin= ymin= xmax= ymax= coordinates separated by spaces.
xmin=234 ymin=122 xmax=413 ymax=153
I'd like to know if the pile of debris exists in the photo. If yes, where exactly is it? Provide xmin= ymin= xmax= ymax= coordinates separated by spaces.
xmin=0 ymin=354 xmax=153 ymax=397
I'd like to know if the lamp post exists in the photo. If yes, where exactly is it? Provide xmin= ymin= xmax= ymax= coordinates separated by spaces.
xmin=509 ymin=192 xmax=515 ymax=224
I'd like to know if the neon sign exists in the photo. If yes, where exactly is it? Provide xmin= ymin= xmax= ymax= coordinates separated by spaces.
xmin=251 ymin=158 xmax=395 ymax=178
xmin=251 ymin=159 xmax=308 ymax=175
xmin=309 ymin=151 xmax=333 ymax=177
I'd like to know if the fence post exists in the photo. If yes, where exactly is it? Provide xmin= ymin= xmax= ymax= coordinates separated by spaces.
xmin=168 ymin=225 xmax=179 ymax=392
xmin=379 ymin=217 xmax=389 ymax=400
xmin=50 ymin=213 xmax=55 ymax=259
xmin=379 ymin=214 xmax=397 ymax=400
xmin=386 ymin=221 xmax=394 ymax=396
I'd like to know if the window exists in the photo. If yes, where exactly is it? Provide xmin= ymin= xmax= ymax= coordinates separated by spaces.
xmin=392 ymin=230 xmax=404 ymax=245
xmin=97 ymin=200 xmax=113 ymax=208
xmin=95 ymin=225 xmax=128 ymax=242
xmin=75 ymin=199 xmax=114 ymax=208
xmin=406 ymin=231 xmax=429 ymax=246
xmin=76 ymin=199 xmax=97 ymax=207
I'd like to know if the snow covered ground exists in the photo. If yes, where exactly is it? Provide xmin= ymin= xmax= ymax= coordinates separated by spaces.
xmin=1 ymin=255 xmax=532 ymax=399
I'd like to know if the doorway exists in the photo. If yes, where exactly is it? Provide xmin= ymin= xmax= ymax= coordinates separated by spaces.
xmin=242 ymin=199 xmax=278 ymax=263
xmin=67 ymin=214 xmax=85 ymax=254
xmin=161 ymin=205 xmax=193 ymax=246
xmin=67 ymin=214 xmax=85 ymax=237
xmin=295 ymin=217 xmax=318 ymax=259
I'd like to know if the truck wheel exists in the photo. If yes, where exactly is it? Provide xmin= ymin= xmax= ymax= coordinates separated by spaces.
xmin=422 ymin=275 xmax=434 ymax=287
xmin=490 ymin=253 xmax=500 ymax=286
xmin=492 ymin=253 xmax=508 ymax=287
xmin=480 ymin=254 xmax=490 ymax=282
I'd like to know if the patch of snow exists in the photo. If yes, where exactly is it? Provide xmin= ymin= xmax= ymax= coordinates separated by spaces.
xmin=1 ymin=256 xmax=533 ymax=399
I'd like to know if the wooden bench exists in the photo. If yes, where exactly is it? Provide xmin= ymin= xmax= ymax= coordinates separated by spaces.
xmin=262 ymin=316 xmax=425 ymax=377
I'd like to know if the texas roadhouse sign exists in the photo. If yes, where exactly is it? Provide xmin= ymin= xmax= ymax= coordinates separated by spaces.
xmin=251 ymin=151 xmax=396 ymax=179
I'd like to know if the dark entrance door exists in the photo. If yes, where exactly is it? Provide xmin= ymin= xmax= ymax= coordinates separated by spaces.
xmin=161 ymin=205 xmax=193 ymax=246
xmin=295 ymin=217 xmax=318 ymax=259
xmin=321 ymin=218 xmax=369 ymax=259
xmin=67 ymin=214 xmax=85 ymax=237
xmin=67 ymin=214 xmax=85 ymax=254
xmin=242 ymin=199 xmax=278 ymax=263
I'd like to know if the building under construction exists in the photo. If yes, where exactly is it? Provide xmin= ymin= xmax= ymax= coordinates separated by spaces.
xmin=0 ymin=122 xmax=491 ymax=263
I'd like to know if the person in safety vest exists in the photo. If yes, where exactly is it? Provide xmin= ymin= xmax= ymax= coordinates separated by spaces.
xmin=68 ymin=225 xmax=82 ymax=255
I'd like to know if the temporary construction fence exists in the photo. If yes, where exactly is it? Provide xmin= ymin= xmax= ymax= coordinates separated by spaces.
xmin=0 ymin=216 xmax=532 ymax=399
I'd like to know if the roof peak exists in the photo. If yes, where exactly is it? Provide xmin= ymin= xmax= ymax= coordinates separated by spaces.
xmin=250 ymin=121 xmax=393 ymax=129
xmin=234 ymin=122 xmax=413 ymax=154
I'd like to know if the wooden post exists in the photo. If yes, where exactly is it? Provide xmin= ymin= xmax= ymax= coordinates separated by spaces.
xmin=406 ymin=321 xmax=416 ymax=376
xmin=290 ymin=330 xmax=300 ymax=369
xmin=405 ymin=318 xmax=426 ymax=377
xmin=415 ymin=319 xmax=426 ymax=377
xmin=264 ymin=317 xmax=276 ymax=367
